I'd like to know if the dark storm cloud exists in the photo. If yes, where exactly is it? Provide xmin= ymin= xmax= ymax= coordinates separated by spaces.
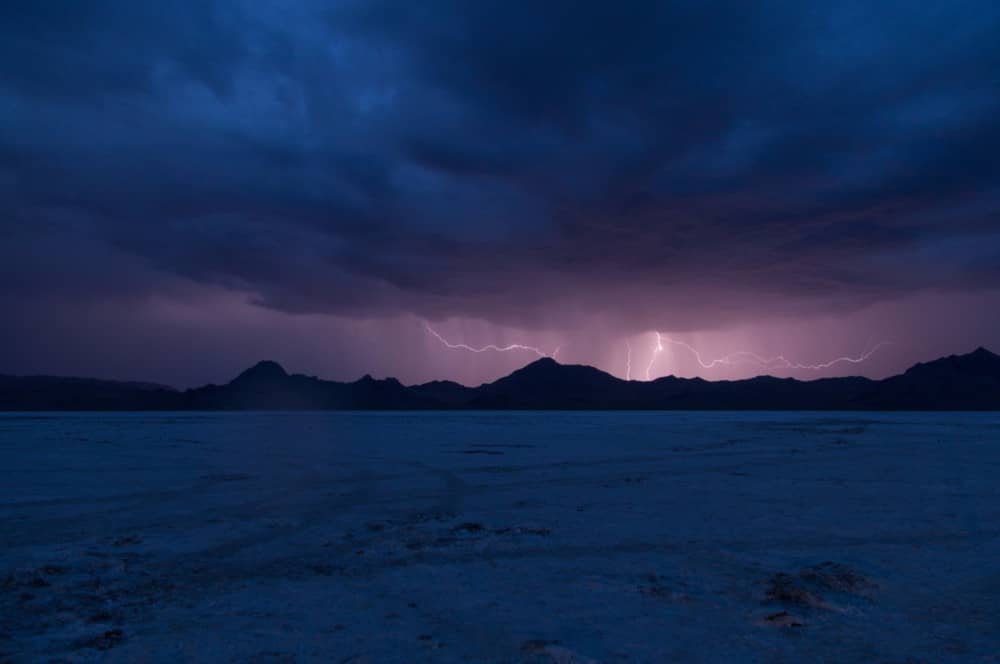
xmin=2 ymin=0 xmax=999 ymax=331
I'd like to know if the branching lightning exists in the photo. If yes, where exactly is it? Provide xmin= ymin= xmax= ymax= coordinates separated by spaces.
xmin=643 ymin=332 xmax=887 ymax=380
xmin=424 ymin=323 xmax=559 ymax=359
xmin=424 ymin=321 xmax=884 ymax=381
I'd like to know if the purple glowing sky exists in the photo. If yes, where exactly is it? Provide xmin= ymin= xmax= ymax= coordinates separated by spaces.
xmin=2 ymin=1 xmax=999 ymax=387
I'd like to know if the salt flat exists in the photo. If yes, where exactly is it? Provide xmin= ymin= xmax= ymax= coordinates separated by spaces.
xmin=2 ymin=412 xmax=999 ymax=663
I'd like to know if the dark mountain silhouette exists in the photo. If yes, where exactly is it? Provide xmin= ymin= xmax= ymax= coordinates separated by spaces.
xmin=851 ymin=347 xmax=1000 ymax=409
xmin=0 ymin=375 xmax=178 ymax=411
xmin=409 ymin=379 xmax=476 ymax=407
xmin=2 ymin=348 xmax=999 ymax=411
xmin=182 ymin=361 xmax=432 ymax=410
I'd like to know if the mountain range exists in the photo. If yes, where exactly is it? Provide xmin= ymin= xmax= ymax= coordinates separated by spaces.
xmin=2 ymin=347 xmax=1000 ymax=411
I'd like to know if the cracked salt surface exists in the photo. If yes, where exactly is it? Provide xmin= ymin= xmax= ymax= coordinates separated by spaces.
xmin=1 ymin=411 xmax=999 ymax=662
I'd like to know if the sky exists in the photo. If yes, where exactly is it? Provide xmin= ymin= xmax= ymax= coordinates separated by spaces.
xmin=2 ymin=1 xmax=1000 ymax=388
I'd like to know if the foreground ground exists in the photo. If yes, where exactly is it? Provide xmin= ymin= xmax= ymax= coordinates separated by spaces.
xmin=1 ymin=411 xmax=999 ymax=662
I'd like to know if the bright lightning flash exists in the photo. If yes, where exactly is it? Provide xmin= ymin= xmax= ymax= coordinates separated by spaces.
xmin=644 ymin=333 xmax=663 ymax=380
xmin=424 ymin=321 xmax=883 ymax=380
xmin=424 ymin=323 xmax=559 ymax=359
xmin=643 ymin=332 xmax=887 ymax=381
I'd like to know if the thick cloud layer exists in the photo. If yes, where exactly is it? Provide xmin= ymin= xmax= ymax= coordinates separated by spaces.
xmin=2 ymin=1 xmax=999 ymax=384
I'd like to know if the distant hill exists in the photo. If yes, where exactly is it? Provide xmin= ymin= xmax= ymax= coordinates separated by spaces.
xmin=0 ymin=375 xmax=179 ymax=411
xmin=182 ymin=361 xmax=431 ymax=410
xmin=2 ymin=348 xmax=1000 ymax=411
xmin=851 ymin=347 xmax=1000 ymax=409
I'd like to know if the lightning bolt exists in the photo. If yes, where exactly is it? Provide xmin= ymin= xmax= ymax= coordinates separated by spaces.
xmin=643 ymin=332 xmax=887 ymax=380
xmin=424 ymin=322 xmax=558 ymax=359
xmin=645 ymin=332 xmax=663 ymax=380
xmin=423 ymin=321 xmax=884 ymax=379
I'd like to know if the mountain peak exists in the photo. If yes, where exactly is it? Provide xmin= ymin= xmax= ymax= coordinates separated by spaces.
xmin=498 ymin=357 xmax=566 ymax=382
xmin=520 ymin=357 xmax=560 ymax=371
xmin=233 ymin=360 xmax=288 ymax=384
xmin=900 ymin=346 xmax=1000 ymax=380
